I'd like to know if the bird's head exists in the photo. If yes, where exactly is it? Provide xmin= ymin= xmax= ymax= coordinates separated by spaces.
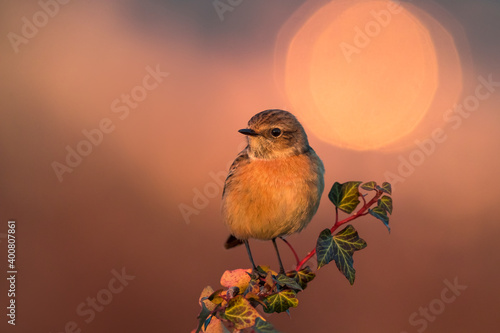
xmin=239 ymin=109 xmax=310 ymax=159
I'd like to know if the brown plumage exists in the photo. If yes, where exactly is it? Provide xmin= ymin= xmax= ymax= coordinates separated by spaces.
xmin=221 ymin=109 xmax=325 ymax=272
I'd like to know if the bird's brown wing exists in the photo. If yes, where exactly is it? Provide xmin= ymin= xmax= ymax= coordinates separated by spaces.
xmin=222 ymin=148 xmax=250 ymax=249
xmin=222 ymin=148 xmax=250 ymax=197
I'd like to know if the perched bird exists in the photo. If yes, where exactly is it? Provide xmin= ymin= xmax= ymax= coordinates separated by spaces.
xmin=222 ymin=109 xmax=325 ymax=273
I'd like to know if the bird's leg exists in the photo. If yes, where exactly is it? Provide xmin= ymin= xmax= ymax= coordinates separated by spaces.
xmin=272 ymin=238 xmax=285 ymax=274
xmin=244 ymin=240 xmax=258 ymax=272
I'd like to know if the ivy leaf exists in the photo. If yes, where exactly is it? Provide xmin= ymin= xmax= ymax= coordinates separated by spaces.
xmin=264 ymin=271 xmax=276 ymax=292
xmin=328 ymin=181 xmax=362 ymax=214
xmin=253 ymin=317 xmax=281 ymax=333
xmin=220 ymin=269 xmax=251 ymax=291
xmin=378 ymin=182 xmax=392 ymax=195
xmin=263 ymin=290 xmax=299 ymax=313
xmin=286 ymin=267 xmax=315 ymax=290
xmin=198 ymin=316 xmax=231 ymax=333
xmin=316 ymin=229 xmax=335 ymax=269
xmin=361 ymin=181 xmax=377 ymax=191
xmin=275 ymin=274 xmax=303 ymax=291
xmin=208 ymin=289 xmax=225 ymax=305
xmin=369 ymin=207 xmax=390 ymax=232
xmin=244 ymin=278 xmax=260 ymax=296
xmin=378 ymin=195 xmax=393 ymax=215
xmin=255 ymin=266 xmax=269 ymax=277
xmin=333 ymin=225 xmax=367 ymax=284
xmin=245 ymin=292 xmax=260 ymax=301
xmin=245 ymin=292 xmax=267 ymax=310
xmin=328 ymin=182 xmax=342 ymax=206
xmin=316 ymin=225 xmax=367 ymax=285
xmin=203 ymin=315 xmax=213 ymax=331
xmin=210 ymin=318 xmax=231 ymax=333
xmin=195 ymin=302 xmax=212 ymax=333
xmin=224 ymin=295 xmax=261 ymax=329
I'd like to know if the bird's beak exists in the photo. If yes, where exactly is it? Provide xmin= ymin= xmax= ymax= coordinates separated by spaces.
xmin=238 ymin=128 xmax=259 ymax=136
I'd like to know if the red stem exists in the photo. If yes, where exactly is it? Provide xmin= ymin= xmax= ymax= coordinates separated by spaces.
xmin=295 ymin=190 xmax=383 ymax=271
xmin=280 ymin=237 xmax=300 ymax=266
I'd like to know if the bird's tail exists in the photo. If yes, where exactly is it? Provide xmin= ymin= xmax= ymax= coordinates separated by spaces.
xmin=224 ymin=234 xmax=243 ymax=249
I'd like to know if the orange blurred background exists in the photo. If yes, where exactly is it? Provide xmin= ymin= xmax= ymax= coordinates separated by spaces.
xmin=0 ymin=0 xmax=499 ymax=332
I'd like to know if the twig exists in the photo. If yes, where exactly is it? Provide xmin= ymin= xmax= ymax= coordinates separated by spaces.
xmin=295 ymin=190 xmax=383 ymax=271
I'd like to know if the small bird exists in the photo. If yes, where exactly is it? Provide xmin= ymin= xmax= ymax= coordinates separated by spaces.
xmin=222 ymin=109 xmax=325 ymax=273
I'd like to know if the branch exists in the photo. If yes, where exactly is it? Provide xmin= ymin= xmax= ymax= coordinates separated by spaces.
xmin=295 ymin=190 xmax=383 ymax=271
xmin=195 ymin=181 xmax=393 ymax=332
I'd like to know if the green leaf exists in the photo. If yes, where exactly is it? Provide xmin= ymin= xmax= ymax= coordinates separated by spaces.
xmin=328 ymin=182 xmax=342 ymax=207
xmin=317 ymin=225 xmax=367 ymax=284
xmin=203 ymin=315 xmax=212 ymax=331
xmin=244 ymin=278 xmax=260 ymax=296
xmin=208 ymin=289 xmax=225 ymax=305
xmin=316 ymin=229 xmax=335 ymax=269
xmin=253 ymin=317 xmax=281 ymax=333
xmin=255 ymin=266 xmax=268 ymax=277
xmin=361 ymin=181 xmax=377 ymax=191
xmin=333 ymin=225 xmax=367 ymax=284
xmin=380 ymin=182 xmax=392 ymax=195
xmin=263 ymin=290 xmax=299 ymax=313
xmin=378 ymin=195 xmax=393 ymax=215
xmin=245 ymin=292 xmax=266 ymax=307
xmin=328 ymin=181 xmax=362 ymax=214
xmin=286 ymin=267 xmax=315 ymax=290
xmin=195 ymin=302 xmax=212 ymax=333
xmin=275 ymin=274 xmax=303 ymax=291
xmin=369 ymin=207 xmax=390 ymax=232
xmin=224 ymin=295 xmax=261 ymax=329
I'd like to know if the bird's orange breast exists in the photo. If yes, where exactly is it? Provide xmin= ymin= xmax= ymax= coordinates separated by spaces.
xmin=222 ymin=153 xmax=324 ymax=240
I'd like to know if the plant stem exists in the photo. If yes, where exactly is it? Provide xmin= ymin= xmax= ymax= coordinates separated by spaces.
xmin=280 ymin=237 xmax=300 ymax=266
xmin=295 ymin=190 xmax=383 ymax=271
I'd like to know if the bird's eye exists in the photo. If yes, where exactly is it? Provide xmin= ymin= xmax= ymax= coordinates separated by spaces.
xmin=271 ymin=128 xmax=282 ymax=137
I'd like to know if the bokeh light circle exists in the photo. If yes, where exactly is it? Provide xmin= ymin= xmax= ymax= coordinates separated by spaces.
xmin=278 ymin=0 xmax=463 ymax=151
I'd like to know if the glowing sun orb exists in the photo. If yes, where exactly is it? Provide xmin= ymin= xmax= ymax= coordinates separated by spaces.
xmin=280 ymin=0 xmax=461 ymax=151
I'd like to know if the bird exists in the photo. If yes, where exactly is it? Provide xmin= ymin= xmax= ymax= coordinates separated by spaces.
xmin=221 ymin=109 xmax=325 ymax=273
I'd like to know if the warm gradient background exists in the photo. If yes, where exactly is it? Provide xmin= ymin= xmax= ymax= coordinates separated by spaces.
xmin=1 ymin=0 xmax=499 ymax=332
